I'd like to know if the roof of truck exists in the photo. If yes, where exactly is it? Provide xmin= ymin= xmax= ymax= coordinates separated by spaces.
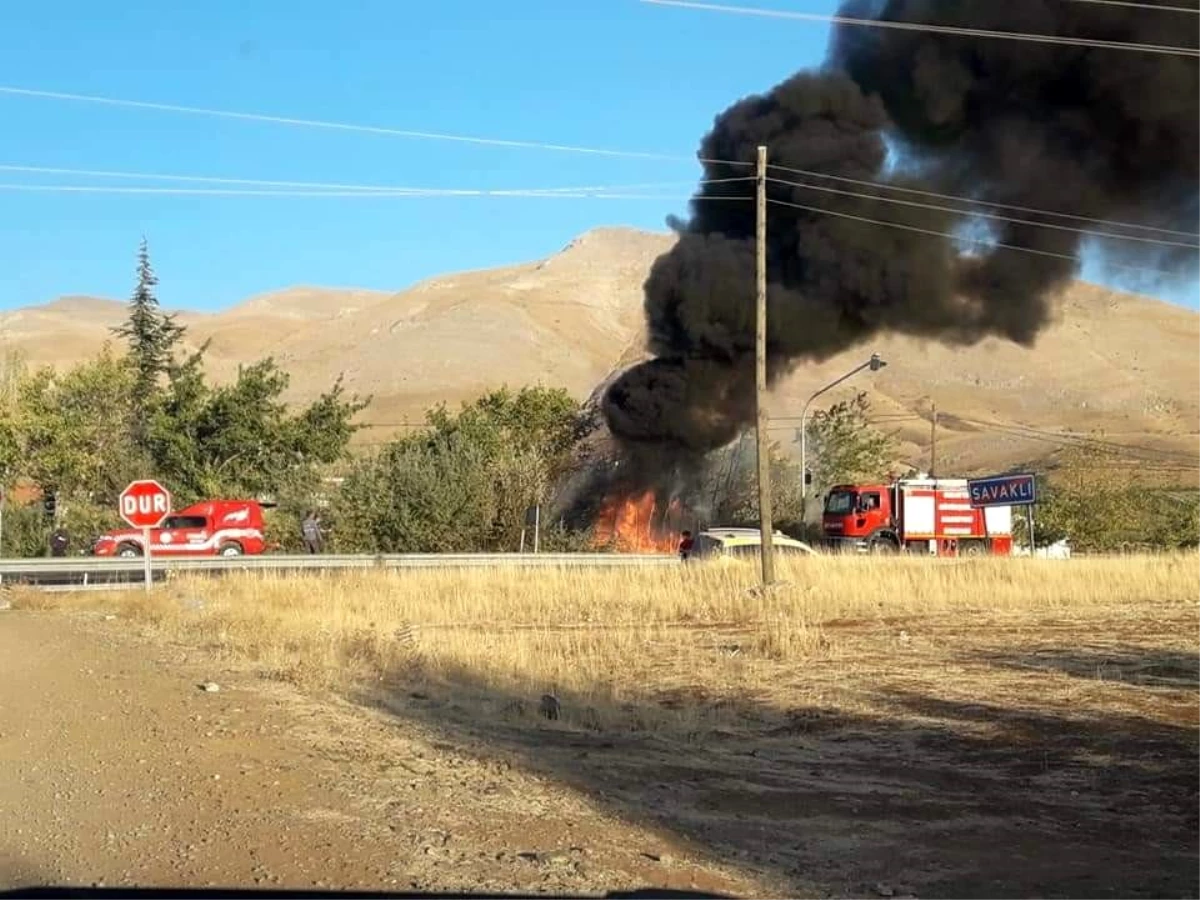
xmin=176 ymin=499 xmax=276 ymax=513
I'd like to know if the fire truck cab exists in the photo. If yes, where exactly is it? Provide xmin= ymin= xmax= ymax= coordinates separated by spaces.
xmin=822 ymin=477 xmax=1013 ymax=556
xmin=93 ymin=499 xmax=271 ymax=558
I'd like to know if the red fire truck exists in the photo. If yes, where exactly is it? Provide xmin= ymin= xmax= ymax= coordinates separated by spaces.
xmin=93 ymin=499 xmax=271 ymax=558
xmin=822 ymin=477 xmax=1013 ymax=556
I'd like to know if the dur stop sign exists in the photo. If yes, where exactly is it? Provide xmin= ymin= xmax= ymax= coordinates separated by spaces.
xmin=119 ymin=479 xmax=170 ymax=593
xmin=119 ymin=480 xmax=172 ymax=529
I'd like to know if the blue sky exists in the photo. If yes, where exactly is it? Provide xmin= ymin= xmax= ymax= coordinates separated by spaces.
xmin=0 ymin=0 xmax=1196 ymax=312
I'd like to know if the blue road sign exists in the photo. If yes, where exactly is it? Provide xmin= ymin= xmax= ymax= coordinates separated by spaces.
xmin=968 ymin=473 xmax=1037 ymax=508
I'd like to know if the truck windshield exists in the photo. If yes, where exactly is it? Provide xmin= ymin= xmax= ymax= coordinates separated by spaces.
xmin=825 ymin=491 xmax=856 ymax=514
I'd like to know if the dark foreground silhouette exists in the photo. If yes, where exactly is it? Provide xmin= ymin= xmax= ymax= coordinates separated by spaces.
xmin=2 ymin=889 xmax=724 ymax=899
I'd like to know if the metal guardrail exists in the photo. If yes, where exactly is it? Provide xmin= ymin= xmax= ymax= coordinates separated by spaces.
xmin=0 ymin=552 xmax=678 ymax=588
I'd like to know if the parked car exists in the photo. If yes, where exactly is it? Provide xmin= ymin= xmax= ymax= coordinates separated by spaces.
xmin=691 ymin=527 xmax=817 ymax=560
xmin=93 ymin=499 xmax=271 ymax=558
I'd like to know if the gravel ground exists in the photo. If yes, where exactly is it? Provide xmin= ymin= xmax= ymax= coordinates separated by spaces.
xmin=0 ymin=609 xmax=762 ymax=897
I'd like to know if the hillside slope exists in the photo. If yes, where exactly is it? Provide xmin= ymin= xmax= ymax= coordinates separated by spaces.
xmin=2 ymin=227 xmax=1196 ymax=476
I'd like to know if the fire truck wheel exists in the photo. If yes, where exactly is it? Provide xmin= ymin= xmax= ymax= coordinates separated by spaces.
xmin=218 ymin=542 xmax=244 ymax=557
xmin=116 ymin=543 xmax=142 ymax=558
xmin=961 ymin=541 xmax=987 ymax=557
xmin=868 ymin=535 xmax=898 ymax=554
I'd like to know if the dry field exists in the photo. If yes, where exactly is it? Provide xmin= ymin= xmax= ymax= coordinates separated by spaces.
xmin=17 ymin=555 xmax=1200 ymax=897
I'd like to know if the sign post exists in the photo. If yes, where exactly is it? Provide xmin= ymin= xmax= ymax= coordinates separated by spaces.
xmin=119 ymin=480 xmax=172 ymax=592
xmin=142 ymin=527 xmax=152 ymax=590
xmin=967 ymin=473 xmax=1037 ymax=556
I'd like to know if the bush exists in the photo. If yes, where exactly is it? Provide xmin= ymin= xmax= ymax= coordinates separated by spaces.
xmin=334 ymin=387 xmax=588 ymax=554
xmin=1 ymin=503 xmax=51 ymax=558
xmin=0 ymin=497 xmax=118 ymax=558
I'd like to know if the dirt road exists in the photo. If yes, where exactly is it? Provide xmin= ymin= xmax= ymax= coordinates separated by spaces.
xmin=0 ymin=610 xmax=760 ymax=896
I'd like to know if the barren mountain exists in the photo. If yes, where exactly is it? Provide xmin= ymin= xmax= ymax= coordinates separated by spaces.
xmin=2 ymin=227 xmax=1196 ymax=478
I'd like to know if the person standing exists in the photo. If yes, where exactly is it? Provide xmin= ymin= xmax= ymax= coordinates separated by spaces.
xmin=301 ymin=511 xmax=324 ymax=555
xmin=678 ymin=530 xmax=695 ymax=562
xmin=49 ymin=526 xmax=70 ymax=558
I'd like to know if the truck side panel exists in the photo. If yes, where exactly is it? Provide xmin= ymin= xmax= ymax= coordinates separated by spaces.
xmin=900 ymin=481 xmax=1001 ymax=544
xmin=899 ymin=489 xmax=937 ymax=537
xmin=935 ymin=484 xmax=980 ymax=538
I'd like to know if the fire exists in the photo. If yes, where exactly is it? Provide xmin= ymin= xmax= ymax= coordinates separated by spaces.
xmin=592 ymin=489 xmax=683 ymax=554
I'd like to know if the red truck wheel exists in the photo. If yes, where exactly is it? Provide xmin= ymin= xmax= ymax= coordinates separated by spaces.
xmin=868 ymin=535 xmax=899 ymax=554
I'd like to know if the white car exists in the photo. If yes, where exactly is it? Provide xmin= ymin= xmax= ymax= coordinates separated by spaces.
xmin=690 ymin=527 xmax=817 ymax=560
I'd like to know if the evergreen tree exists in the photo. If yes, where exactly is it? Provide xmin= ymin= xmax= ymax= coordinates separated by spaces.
xmin=112 ymin=239 xmax=185 ymax=433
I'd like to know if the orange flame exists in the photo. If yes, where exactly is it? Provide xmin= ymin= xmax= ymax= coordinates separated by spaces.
xmin=592 ymin=490 xmax=683 ymax=553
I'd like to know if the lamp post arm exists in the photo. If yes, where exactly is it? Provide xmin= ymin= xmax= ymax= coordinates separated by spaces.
xmin=799 ymin=358 xmax=873 ymax=500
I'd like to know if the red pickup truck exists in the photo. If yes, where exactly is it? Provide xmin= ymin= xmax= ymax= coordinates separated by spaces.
xmin=93 ymin=499 xmax=270 ymax=558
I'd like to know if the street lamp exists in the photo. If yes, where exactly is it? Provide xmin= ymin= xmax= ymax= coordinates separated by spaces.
xmin=799 ymin=352 xmax=888 ymax=503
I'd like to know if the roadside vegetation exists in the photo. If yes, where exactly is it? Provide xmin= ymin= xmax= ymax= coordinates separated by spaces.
xmin=0 ymin=242 xmax=364 ymax=556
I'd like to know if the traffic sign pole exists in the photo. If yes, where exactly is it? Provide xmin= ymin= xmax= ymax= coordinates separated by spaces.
xmin=143 ymin=526 xmax=152 ymax=593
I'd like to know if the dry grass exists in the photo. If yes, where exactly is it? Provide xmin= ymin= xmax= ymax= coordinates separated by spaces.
xmin=13 ymin=554 xmax=1197 ymax=898
xmin=15 ymin=554 xmax=1198 ymax=736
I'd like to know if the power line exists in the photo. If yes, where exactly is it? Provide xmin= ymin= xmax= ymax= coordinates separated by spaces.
xmin=767 ymin=162 xmax=1198 ymax=239
xmin=986 ymin=421 xmax=1192 ymax=456
xmin=772 ymin=412 xmax=921 ymax=422
xmin=766 ymin=192 xmax=1116 ymax=266
xmin=1058 ymin=0 xmax=1199 ymax=13
xmin=765 ymin=196 xmax=1180 ymax=277
xmin=952 ymin=416 xmax=1200 ymax=463
xmin=0 ymin=85 xmax=739 ymax=164
xmin=357 ymin=413 xmax=1194 ymax=473
xmin=0 ymin=163 xmax=753 ymax=195
xmin=879 ymin=413 xmax=1196 ymax=471
xmin=766 ymin=175 xmax=1199 ymax=250
xmin=640 ymin=0 xmax=1200 ymax=56
xmin=0 ymin=183 xmax=743 ymax=201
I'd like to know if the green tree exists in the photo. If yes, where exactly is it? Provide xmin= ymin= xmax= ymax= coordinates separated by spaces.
xmin=705 ymin=436 xmax=805 ymax=532
xmin=0 ymin=502 xmax=53 ymax=558
xmin=0 ymin=350 xmax=24 ymax=492
xmin=0 ymin=348 xmax=141 ymax=554
xmin=111 ymin=239 xmax=186 ymax=436
xmin=334 ymin=386 xmax=581 ymax=553
xmin=1025 ymin=446 xmax=1199 ymax=551
xmin=425 ymin=385 xmax=581 ymax=470
xmin=12 ymin=347 xmax=144 ymax=504
xmin=148 ymin=353 xmax=366 ymax=504
xmin=334 ymin=438 xmax=499 ymax=553
xmin=804 ymin=391 xmax=897 ymax=517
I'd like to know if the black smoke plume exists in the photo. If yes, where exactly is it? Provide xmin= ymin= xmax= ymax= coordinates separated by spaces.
xmin=603 ymin=0 xmax=1199 ymax=486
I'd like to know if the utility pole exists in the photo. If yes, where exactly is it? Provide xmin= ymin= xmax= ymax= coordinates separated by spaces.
xmin=754 ymin=145 xmax=775 ymax=587
xmin=930 ymin=403 xmax=938 ymax=478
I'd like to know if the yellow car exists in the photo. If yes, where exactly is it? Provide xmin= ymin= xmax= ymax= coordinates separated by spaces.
xmin=690 ymin=527 xmax=817 ymax=560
